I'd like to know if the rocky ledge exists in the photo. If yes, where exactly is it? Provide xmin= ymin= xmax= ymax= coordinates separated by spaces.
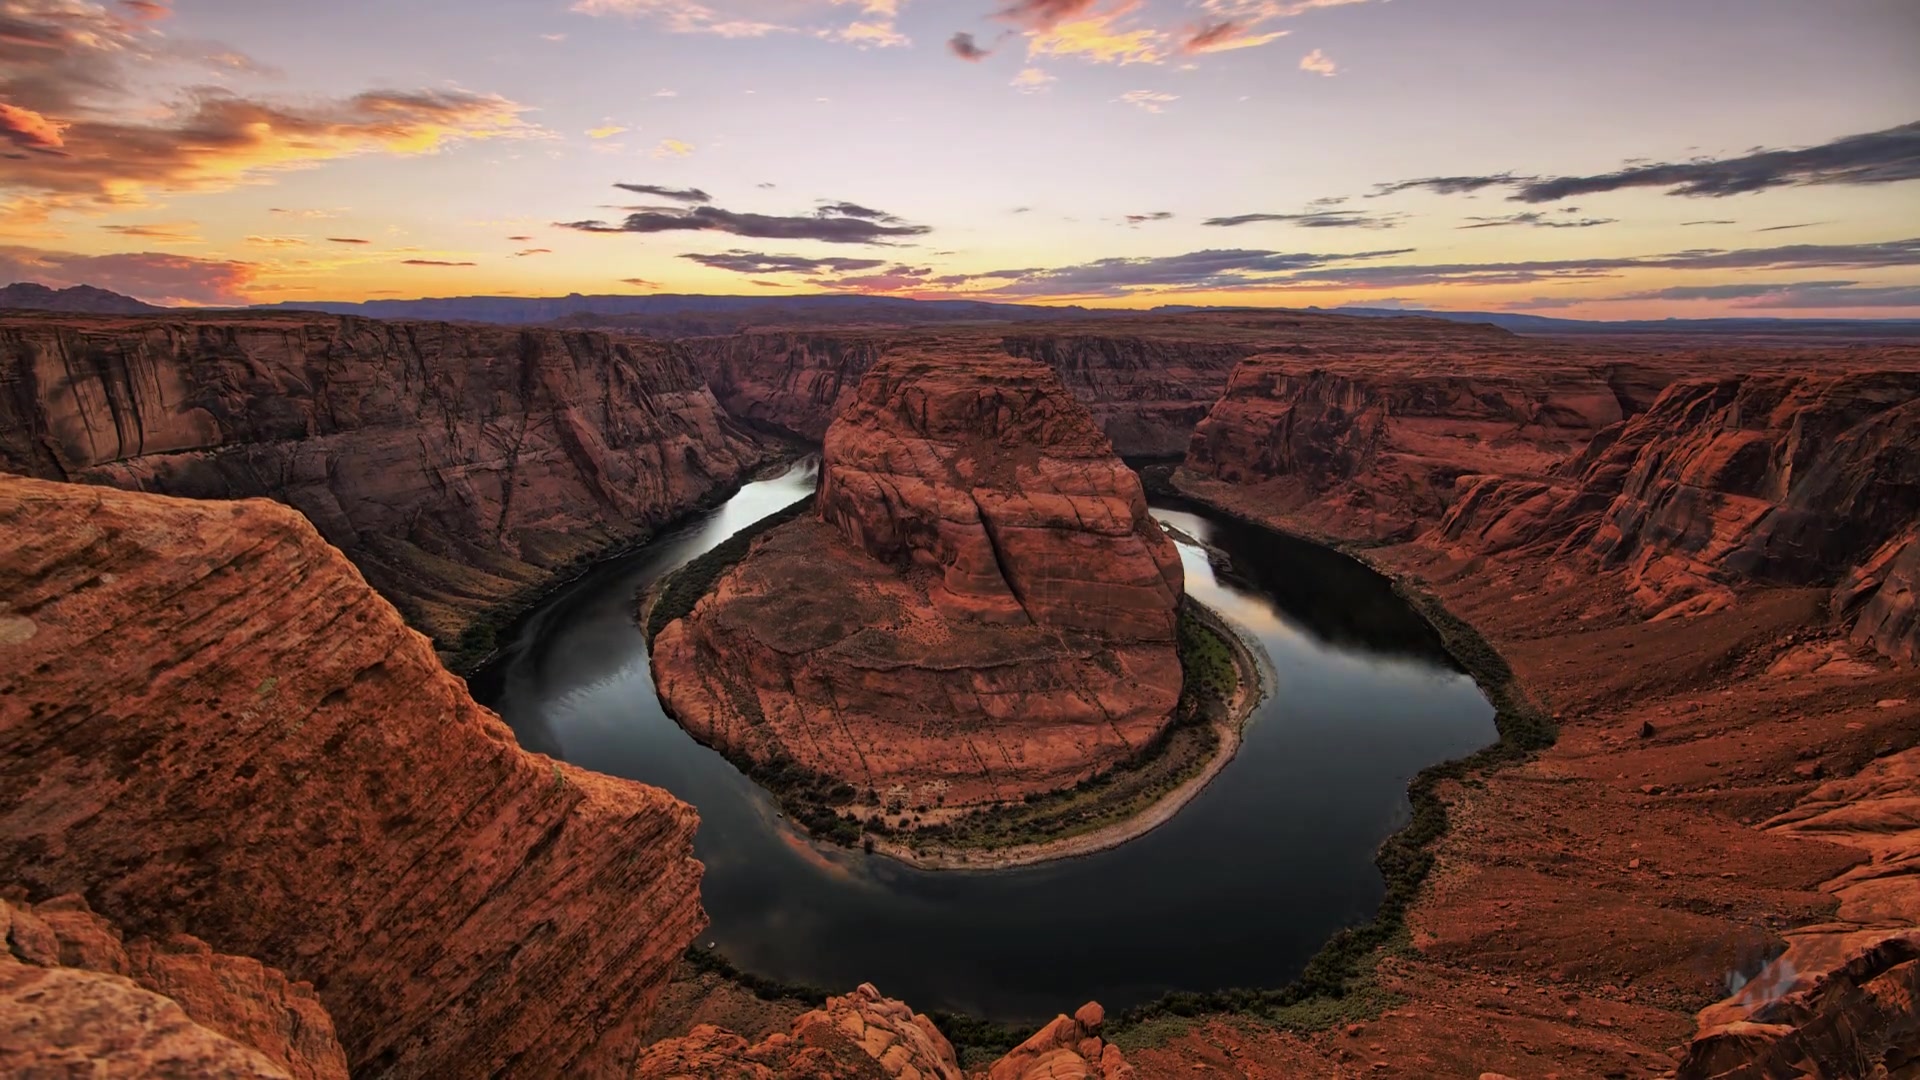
xmin=652 ymin=349 xmax=1185 ymax=826
xmin=0 ymin=476 xmax=707 ymax=1077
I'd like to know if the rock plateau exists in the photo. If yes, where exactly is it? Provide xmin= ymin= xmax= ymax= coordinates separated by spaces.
xmin=653 ymin=349 xmax=1184 ymax=812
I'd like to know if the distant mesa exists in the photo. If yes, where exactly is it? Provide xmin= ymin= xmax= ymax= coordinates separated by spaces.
xmin=0 ymin=282 xmax=164 ymax=315
xmin=651 ymin=348 xmax=1186 ymax=826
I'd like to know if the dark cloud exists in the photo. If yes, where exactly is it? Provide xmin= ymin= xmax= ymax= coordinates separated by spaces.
xmin=0 ymin=243 xmax=254 ymax=305
xmin=1755 ymin=222 xmax=1824 ymax=232
xmin=1125 ymin=211 xmax=1174 ymax=225
xmin=558 ymin=201 xmax=930 ymax=244
xmin=1607 ymin=280 xmax=1861 ymax=302
xmin=1369 ymin=174 xmax=1524 ymax=198
xmin=1517 ymin=280 xmax=1920 ymax=311
xmin=1372 ymin=122 xmax=1920 ymax=206
xmin=326 ymin=237 xmax=371 ymax=244
xmin=1204 ymin=210 xmax=1403 ymax=229
xmin=944 ymin=247 xmax=1413 ymax=298
xmin=1512 ymin=121 xmax=1920 ymax=202
xmin=682 ymin=250 xmax=888 ymax=274
xmin=506 ymin=234 xmax=534 ymax=241
xmin=1458 ymin=212 xmax=1615 ymax=230
xmin=994 ymin=0 xmax=1098 ymax=31
xmin=750 ymin=279 xmax=791 ymax=287
xmin=620 ymin=277 xmax=659 ymax=287
xmin=613 ymin=182 xmax=712 ymax=203
xmin=1728 ymin=283 xmax=1920 ymax=309
xmin=401 ymin=259 xmax=477 ymax=266
xmin=1681 ymin=220 xmax=1738 ymax=226
xmin=512 ymin=248 xmax=552 ymax=256
xmin=948 ymin=31 xmax=992 ymax=60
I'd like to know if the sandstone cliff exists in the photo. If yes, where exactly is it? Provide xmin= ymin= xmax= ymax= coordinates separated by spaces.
xmin=653 ymin=350 xmax=1184 ymax=813
xmin=677 ymin=312 xmax=1511 ymax=459
xmin=0 ymin=476 xmax=707 ymax=1077
xmin=0 ymin=311 xmax=767 ymax=661
xmin=2 ymin=891 xmax=348 ymax=1079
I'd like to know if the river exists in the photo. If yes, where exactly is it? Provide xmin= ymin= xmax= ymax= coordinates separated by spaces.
xmin=469 ymin=458 xmax=1495 ymax=1023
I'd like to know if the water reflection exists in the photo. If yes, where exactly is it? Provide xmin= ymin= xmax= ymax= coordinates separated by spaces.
xmin=471 ymin=460 xmax=1494 ymax=1024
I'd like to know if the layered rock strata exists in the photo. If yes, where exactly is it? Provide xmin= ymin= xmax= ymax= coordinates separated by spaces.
xmin=0 ymin=476 xmax=707 ymax=1077
xmin=653 ymin=350 xmax=1184 ymax=811
xmin=0 ymin=311 xmax=767 ymax=658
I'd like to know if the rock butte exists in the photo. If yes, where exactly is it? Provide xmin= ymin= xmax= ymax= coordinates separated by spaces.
xmin=0 ymin=307 xmax=1917 ymax=1077
xmin=654 ymin=349 xmax=1185 ymax=810
xmin=0 ymin=310 xmax=766 ymax=661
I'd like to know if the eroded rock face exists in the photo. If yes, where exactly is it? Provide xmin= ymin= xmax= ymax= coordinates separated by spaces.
xmin=654 ymin=351 xmax=1183 ymax=809
xmin=0 ymin=311 xmax=767 ymax=656
xmin=1574 ymin=373 xmax=1920 ymax=622
xmin=0 ymin=476 xmax=707 ymax=1077
xmin=1184 ymin=353 xmax=1668 ymax=541
xmin=678 ymin=329 xmax=898 ymax=441
xmin=987 ymin=1001 xmax=1135 ymax=1080
xmin=999 ymin=333 xmax=1256 ymax=457
xmin=1 ymin=891 xmax=347 ymax=1080
xmin=635 ymin=984 xmax=961 ymax=1080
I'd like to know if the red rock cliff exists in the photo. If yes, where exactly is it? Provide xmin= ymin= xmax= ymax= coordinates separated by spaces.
xmin=653 ymin=350 xmax=1184 ymax=811
xmin=0 ymin=476 xmax=707 ymax=1077
xmin=0 ymin=311 xmax=768 ymax=658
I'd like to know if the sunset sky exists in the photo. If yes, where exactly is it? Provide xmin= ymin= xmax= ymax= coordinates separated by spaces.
xmin=3 ymin=0 xmax=1916 ymax=316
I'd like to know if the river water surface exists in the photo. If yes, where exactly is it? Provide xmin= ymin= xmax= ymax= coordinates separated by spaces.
xmin=470 ymin=459 xmax=1495 ymax=1023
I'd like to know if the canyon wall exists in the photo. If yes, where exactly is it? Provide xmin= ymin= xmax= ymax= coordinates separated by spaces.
xmin=0 ymin=312 xmax=768 ymax=658
xmin=0 ymin=476 xmax=707 ymax=1077
xmin=653 ymin=350 xmax=1185 ymax=811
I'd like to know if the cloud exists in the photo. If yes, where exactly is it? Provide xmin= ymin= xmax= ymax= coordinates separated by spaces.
xmin=654 ymin=88 xmax=679 ymax=97
xmin=271 ymin=208 xmax=342 ymax=219
xmin=1117 ymin=90 xmax=1177 ymax=113
xmin=1181 ymin=20 xmax=1286 ymax=53
xmin=1014 ymin=1 xmax=1170 ymax=65
xmin=0 ymin=3 xmax=536 ymax=210
xmin=614 ymin=182 xmax=713 ymax=203
xmin=0 ymin=243 xmax=256 ymax=305
xmin=569 ymin=0 xmax=787 ymax=37
xmin=586 ymin=124 xmax=628 ymax=139
xmin=750 ymin=278 xmax=790 ymax=287
xmin=619 ymin=277 xmax=660 ymax=287
xmin=939 ymin=246 xmax=1410 ymax=297
xmin=1298 ymin=47 xmax=1336 ymax=75
xmin=540 ymin=31 xmax=568 ymax=41
xmin=512 ymin=248 xmax=552 ymax=256
xmin=1011 ymin=67 xmax=1057 ymax=92
xmin=326 ymin=237 xmax=372 ymax=245
xmin=1682 ymin=220 xmax=1738 ymax=226
xmin=244 ymin=235 xmax=307 ymax=247
xmin=652 ymin=138 xmax=695 ymax=158
xmin=1204 ymin=209 xmax=1401 ymax=229
xmin=1124 ymin=211 xmax=1173 ymax=225
xmin=1372 ymin=122 xmax=1920 ymax=205
xmin=1755 ymin=221 xmax=1824 ymax=232
xmin=949 ymin=31 xmax=993 ymax=59
xmin=0 ymin=102 xmax=67 ymax=150
xmin=1458 ymin=211 xmax=1616 ymax=229
xmin=99 ymin=222 xmax=200 ymax=243
xmin=1516 ymin=280 xmax=1920 ymax=312
xmin=682 ymin=250 xmax=888 ymax=274
xmin=825 ymin=0 xmax=911 ymax=48
xmin=558 ymin=198 xmax=931 ymax=244
xmin=401 ymin=258 xmax=477 ymax=266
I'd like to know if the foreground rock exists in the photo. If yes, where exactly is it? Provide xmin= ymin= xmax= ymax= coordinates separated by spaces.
xmin=0 ymin=476 xmax=707 ymax=1076
xmin=654 ymin=350 xmax=1183 ymax=816
xmin=1 ymin=891 xmax=348 ymax=1079
xmin=0 ymin=311 xmax=767 ymax=662
xmin=636 ymin=985 xmax=1132 ymax=1080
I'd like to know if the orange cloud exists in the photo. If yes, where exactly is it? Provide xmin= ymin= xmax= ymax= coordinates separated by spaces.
xmin=0 ymin=103 xmax=67 ymax=150
xmin=1182 ymin=20 xmax=1287 ymax=53
xmin=0 ymin=1 xmax=534 ymax=211
xmin=1023 ymin=1 xmax=1168 ymax=65
xmin=1299 ymin=47 xmax=1337 ymax=75
xmin=0 ymin=244 xmax=256 ymax=306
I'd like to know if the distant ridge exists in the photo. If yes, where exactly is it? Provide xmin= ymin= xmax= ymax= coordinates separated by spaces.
xmin=0 ymin=283 xmax=164 ymax=315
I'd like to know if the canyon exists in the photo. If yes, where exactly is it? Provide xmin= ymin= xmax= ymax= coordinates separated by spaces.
xmin=1 ymin=306 xmax=1916 ymax=1078
xmin=652 ymin=349 xmax=1187 ymax=821
xmin=0 ymin=310 xmax=768 ymax=666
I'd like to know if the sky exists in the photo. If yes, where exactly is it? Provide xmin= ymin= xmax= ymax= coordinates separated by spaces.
xmin=2 ymin=0 xmax=1917 ymax=317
